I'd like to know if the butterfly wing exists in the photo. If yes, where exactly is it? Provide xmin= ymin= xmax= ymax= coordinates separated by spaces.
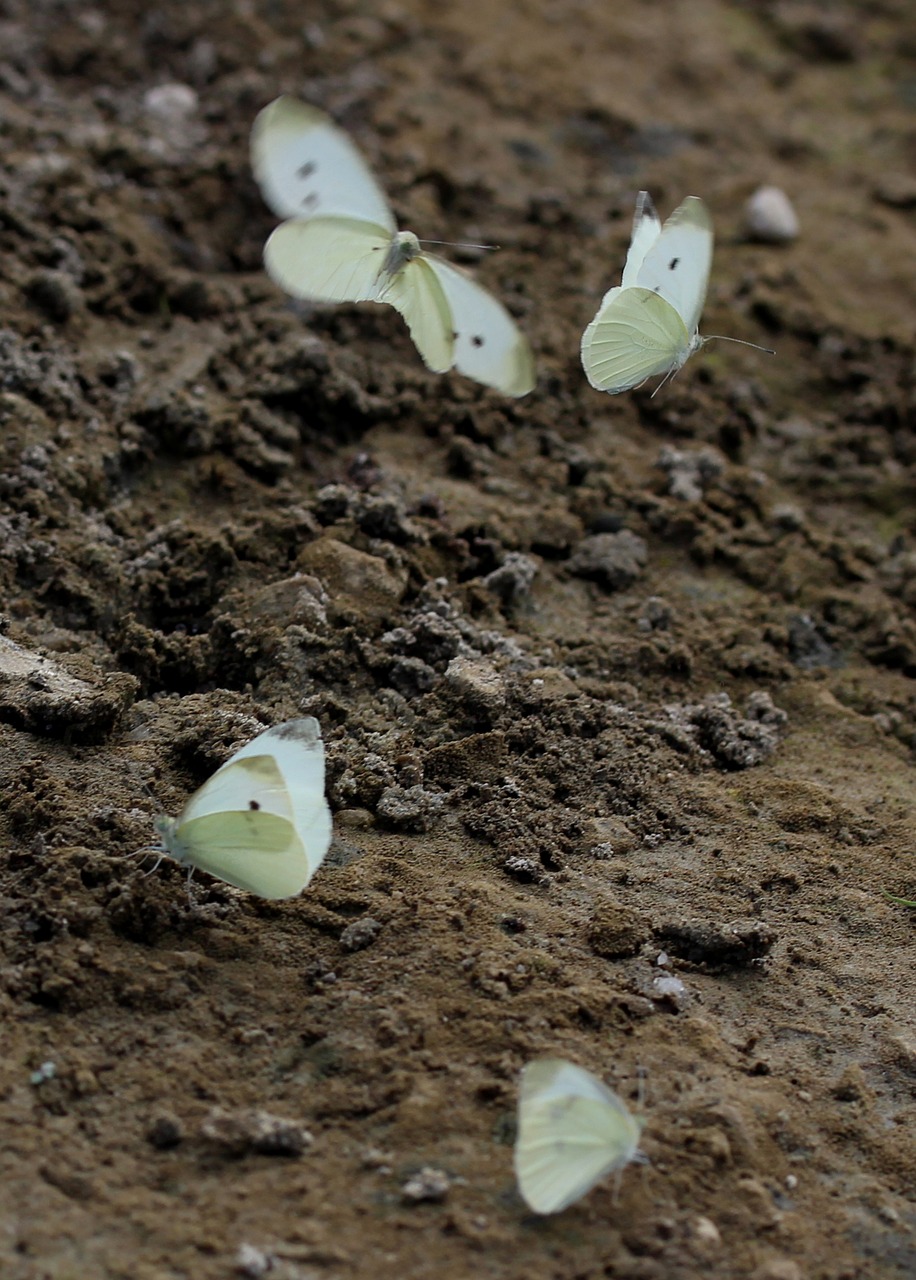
xmin=251 ymin=96 xmax=396 ymax=231
xmin=620 ymin=190 xmax=662 ymax=288
xmin=422 ymin=256 xmax=535 ymax=397
xmin=581 ymin=286 xmax=690 ymax=393
xmin=263 ymin=217 xmax=394 ymax=304
xmin=633 ymin=195 xmax=712 ymax=335
xmin=515 ymin=1058 xmax=643 ymax=1215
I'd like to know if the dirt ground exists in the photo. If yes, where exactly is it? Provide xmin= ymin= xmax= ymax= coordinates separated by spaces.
xmin=1 ymin=1 xmax=915 ymax=1277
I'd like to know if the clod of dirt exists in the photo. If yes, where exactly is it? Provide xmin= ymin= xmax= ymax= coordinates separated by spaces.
xmin=587 ymin=901 xmax=649 ymax=958
xmin=339 ymin=917 xmax=382 ymax=952
xmin=443 ymin=656 xmax=506 ymax=719
xmin=26 ymin=269 xmax=86 ymax=323
xmin=660 ymin=691 xmax=787 ymax=769
xmin=146 ymin=1113 xmax=184 ymax=1149
xmin=401 ymin=1166 xmax=451 ymax=1203
xmin=567 ymin=529 xmax=648 ymax=590
xmin=424 ymin=731 xmax=507 ymax=784
xmin=297 ymin=537 xmax=407 ymax=622
xmin=653 ymin=918 xmax=777 ymax=970
xmin=0 ymin=635 xmax=137 ymax=742
xmin=577 ymin=815 xmax=639 ymax=856
xmin=199 ymin=1109 xmax=312 ymax=1159
xmin=503 ymin=855 xmax=547 ymax=884
xmin=482 ymin=552 xmax=539 ymax=605
xmin=657 ymin=445 xmax=725 ymax=502
xmin=375 ymin=784 xmax=444 ymax=832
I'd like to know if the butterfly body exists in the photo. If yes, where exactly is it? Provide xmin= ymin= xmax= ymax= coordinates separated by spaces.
xmin=252 ymin=97 xmax=534 ymax=397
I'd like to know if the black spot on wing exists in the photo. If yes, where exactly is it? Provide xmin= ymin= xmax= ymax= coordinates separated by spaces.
xmin=297 ymin=161 xmax=317 ymax=179
xmin=301 ymin=192 xmax=319 ymax=211
xmin=668 ymin=257 xmax=680 ymax=270
xmin=249 ymin=800 xmax=261 ymax=810
xmin=471 ymin=335 xmax=485 ymax=348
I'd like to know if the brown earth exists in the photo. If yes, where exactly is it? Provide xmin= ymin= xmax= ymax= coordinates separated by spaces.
xmin=1 ymin=1 xmax=915 ymax=1278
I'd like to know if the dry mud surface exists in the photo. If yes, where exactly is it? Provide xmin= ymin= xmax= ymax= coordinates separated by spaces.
xmin=1 ymin=2 xmax=915 ymax=1278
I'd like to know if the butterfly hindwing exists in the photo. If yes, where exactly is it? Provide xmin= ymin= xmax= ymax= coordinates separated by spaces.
xmin=380 ymin=255 xmax=455 ymax=373
xmin=175 ymin=809 xmax=308 ymax=900
xmin=263 ymin=217 xmax=392 ymax=304
xmin=581 ymin=286 xmax=690 ymax=393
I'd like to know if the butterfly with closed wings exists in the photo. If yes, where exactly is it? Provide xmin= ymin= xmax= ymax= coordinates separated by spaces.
xmin=251 ymin=96 xmax=536 ymax=398
xmin=514 ymin=1057 xmax=646 ymax=1215
xmin=581 ymin=190 xmax=772 ymax=395
xmin=153 ymin=717 xmax=332 ymax=900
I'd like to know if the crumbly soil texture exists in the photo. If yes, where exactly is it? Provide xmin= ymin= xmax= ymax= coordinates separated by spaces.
xmin=1 ymin=2 xmax=915 ymax=1278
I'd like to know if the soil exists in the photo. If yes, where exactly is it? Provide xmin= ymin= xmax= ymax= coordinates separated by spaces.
xmin=1 ymin=2 xmax=915 ymax=1278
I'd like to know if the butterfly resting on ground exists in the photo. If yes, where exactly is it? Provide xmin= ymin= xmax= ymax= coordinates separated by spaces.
xmin=514 ymin=1057 xmax=646 ymax=1214
xmin=153 ymin=717 xmax=332 ymax=900
xmin=251 ymin=96 xmax=536 ymax=398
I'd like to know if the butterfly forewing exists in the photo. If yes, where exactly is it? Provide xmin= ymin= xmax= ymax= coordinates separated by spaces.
xmin=232 ymin=719 xmax=332 ymax=878
xmin=263 ymin=217 xmax=393 ymax=304
xmin=425 ymin=257 xmax=536 ymax=397
xmin=251 ymin=96 xmax=395 ymax=230
xmin=179 ymin=755 xmax=292 ymax=826
xmin=633 ymin=196 xmax=712 ymax=336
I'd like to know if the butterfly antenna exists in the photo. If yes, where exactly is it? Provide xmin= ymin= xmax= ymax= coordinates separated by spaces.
xmin=704 ymin=335 xmax=776 ymax=355
xmin=419 ymin=239 xmax=499 ymax=252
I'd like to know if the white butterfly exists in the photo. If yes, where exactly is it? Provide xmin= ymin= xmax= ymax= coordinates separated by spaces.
xmin=154 ymin=718 xmax=332 ymax=900
xmin=251 ymin=96 xmax=536 ymax=398
xmin=514 ymin=1057 xmax=645 ymax=1214
xmin=581 ymin=191 xmax=770 ymax=395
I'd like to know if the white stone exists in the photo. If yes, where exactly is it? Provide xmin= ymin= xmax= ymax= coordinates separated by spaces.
xmin=143 ymin=83 xmax=199 ymax=124
xmin=745 ymin=186 xmax=799 ymax=243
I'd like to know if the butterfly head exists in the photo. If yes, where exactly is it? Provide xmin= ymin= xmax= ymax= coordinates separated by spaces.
xmin=153 ymin=815 xmax=181 ymax=858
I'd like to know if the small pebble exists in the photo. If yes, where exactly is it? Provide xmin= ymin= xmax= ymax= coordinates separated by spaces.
xmin=143 ymin=83 xmax=199 ymax=124
xmin=744 ymin=186 xmax=799 ymax=243
xmin=401 ymin=1166 xmax=451 ymax=1203
xmin=235 ymin=1244 xmax=270 ymax=1278
xmin=147 ymin=1113 xmax=184 ymax=1150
